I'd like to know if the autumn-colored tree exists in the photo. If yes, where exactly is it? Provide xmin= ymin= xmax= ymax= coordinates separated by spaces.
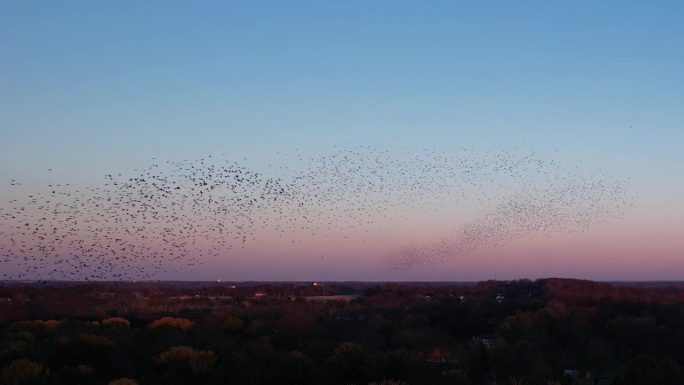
xmin=279 ymin=350 xmax=319 ymax=385
xmin=278 ymin=308 xmax=317 ymax=333
xmin=107 ymin=378 xmax=138 ymax=385
xmin=57 ymin=333 xmax=115 ymax=372
xmin=368 ymin=380 xmax=408 ymax=385
xmin=149 ymin=316 xmax=194 ymax=331
xmin=102 ymin=317 xmax=131 ymax=328
xmin=0 ymin=359 xmax=49 ymax=385
xmin=326 ymin=342 xmax=371 ymax=385
xmin=155 ymin=346 xmax=217 ymax=385
xmin=237 ymin=337 xmax=281 ymax=385
xmin=223 ymin=313 xmax=244 ymax=331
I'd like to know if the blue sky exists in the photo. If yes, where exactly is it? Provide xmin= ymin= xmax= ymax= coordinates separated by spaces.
xmin=1 ymin=2 xmax=683 ymax=280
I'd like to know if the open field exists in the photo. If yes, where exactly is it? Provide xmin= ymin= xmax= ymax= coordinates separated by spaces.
xmin=303 ymin=294 xmax=362 ymax=303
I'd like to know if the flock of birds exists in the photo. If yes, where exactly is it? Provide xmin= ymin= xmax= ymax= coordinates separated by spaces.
xmin=0 ymin=145 xmax=633 ymax=280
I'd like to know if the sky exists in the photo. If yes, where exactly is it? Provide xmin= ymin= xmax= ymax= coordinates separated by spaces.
xmin=1 ymin=1 xmax=683 ymax=281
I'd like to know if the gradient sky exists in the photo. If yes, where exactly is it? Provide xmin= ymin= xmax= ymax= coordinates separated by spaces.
xmin=1 ymin=1 xmax=683 ymax=281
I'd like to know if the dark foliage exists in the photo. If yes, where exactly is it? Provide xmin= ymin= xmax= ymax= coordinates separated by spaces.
xmin=2 ymin=279 xmax=684 ymax=384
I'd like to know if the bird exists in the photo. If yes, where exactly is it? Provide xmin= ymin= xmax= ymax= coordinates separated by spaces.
xmin=0 ymin=145 xmax=633 ymax=280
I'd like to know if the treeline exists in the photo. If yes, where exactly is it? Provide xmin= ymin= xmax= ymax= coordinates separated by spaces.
xmin=1 ymin=278 xmax=684 ymax=384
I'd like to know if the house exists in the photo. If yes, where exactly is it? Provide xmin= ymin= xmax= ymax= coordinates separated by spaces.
xmin=473 ymin=333 xmax=497 ymax=349
xmin=563 ymin=369 xmax=587 ymax=378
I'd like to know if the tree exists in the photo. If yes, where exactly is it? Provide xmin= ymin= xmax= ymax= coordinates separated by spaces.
xmin=617 ymin=355 xmax=684 ymax=385
xmin=326 ymin=342 xmax=371 ymax=385
xmin=108 ymin=379 xmax=138 ymax=385
xmin=101 ymin=317 xmax=131 ymax=328
xmin=585 ymin=339 xmax=615 ymax=385
xmin=279 ymin=350 xmax=319 ymax=385
xmin=368 ymin=380 xmax=408 ymax=385
xmin=69 ymin=333 xmax=115 ymax=370
xmin=491 ymin=340 xmax=514 ymax=384
xmin=51 ymin=364 xmax=97 ymax=385
xmin=149 ymin=317 xmax=194 ymax=331
xmin=467 ymin=340 xmax=492 ymax=385
xmin=373 ymin=349 xmax=420 ymax=383
xmin=278 ymin=308 xmax=317 ymax=333
xmin=0 ymin=359 xmax=49 ymax=385
xmin=156 ymin=346 xmax=217 ymax=385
